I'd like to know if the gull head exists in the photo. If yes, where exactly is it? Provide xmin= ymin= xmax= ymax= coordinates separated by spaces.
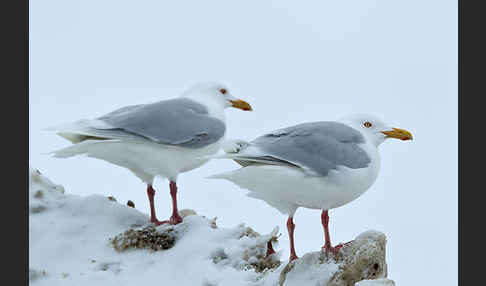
xmin=182 ymin=82 xmax=252 ymax=111
xmin=339 ymin=113 xmax=413 ymax=147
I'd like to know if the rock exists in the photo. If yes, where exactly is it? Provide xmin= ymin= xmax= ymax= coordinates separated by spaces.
xmin=126 ymin=200 xmax=135 ymax=208
xmin=179 ymin=208 xmax=197 ymax=218
xmin=278 ymin=230 xmax=388 ymax=286
xmin=211 ymin=226 xmax=281 ymax=273
xmin=110 ymin=224 xmax=178 ymax=252
xmin=29 ymin=167 xmax=66 ymax=214
xmin=355 ymin=278 xmax=395 ymax=286
xmin=29 ymin=268 xmax=47 ymax=282
xmin=30 ymin=204 xmax=47 ymax=214
xmin=34 ymin=190 xmax=44 ymax=199
xmin=61 ymin=273 xmax=70 ymax=278
xmin=236 ymin=224 xmax=261 ymax=238
xmin=95 ymin=261 xmax=122 ymax=274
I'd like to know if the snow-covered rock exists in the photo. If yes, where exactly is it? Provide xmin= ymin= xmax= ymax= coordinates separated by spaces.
xmin=264 ymin=230 xmax=389 ymax=286
xmin=29 ymin=167 xmax=395 ymax=286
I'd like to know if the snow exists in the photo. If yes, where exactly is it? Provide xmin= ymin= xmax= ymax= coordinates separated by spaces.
xmin=29 ymin=167 xmax=285 ymax=286
xmin=276 ymin=253 xmax=340 ymax=286
xmin=29 ymin=167 xmax=394 ymax=286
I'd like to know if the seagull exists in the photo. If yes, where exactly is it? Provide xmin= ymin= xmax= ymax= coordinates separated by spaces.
xmin=209 ymin=114 xmax=412 ymax=261
xmin=47 ymin=82 xmax=252 ymax=225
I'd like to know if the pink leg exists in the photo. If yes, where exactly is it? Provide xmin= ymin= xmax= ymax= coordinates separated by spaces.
xmin=146 ymin=182 xmax=183 ymax=226
xmin=321 ymin=210 xmax=352 ymax=255
xmin=146 ymin=185 xmax=164 ymax=225
xmin=322 ymin=210 xmax=332 ymax=249
xmin=167 ymin=181 xmax=183 ymax=225
xmin=266 ymin=240 xmax=276 ymax=257
xmin=287 ymin=216 xmax=298 ymax=261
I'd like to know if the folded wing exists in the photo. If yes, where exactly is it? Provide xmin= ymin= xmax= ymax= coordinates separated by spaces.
xmin=226 ymin=121 xmax=371 ymax=176
xmin=50 ymin=98 xmax=226 ymax=149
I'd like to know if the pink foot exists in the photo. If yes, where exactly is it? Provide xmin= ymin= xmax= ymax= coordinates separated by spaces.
xmin=322 ymin=240 xmax=354 ymax=255
xmin=151 ymin=218 xmax=166 ymax=226
xmin=322 ymin=244 xmax=342 ymax=255
xmin=167 ymin=213 xmax=183 ymax=225
xmin=266 ymin=240 xmax=276 ymax=257
xmin=151 ymin=213 xmax=183 ymax=226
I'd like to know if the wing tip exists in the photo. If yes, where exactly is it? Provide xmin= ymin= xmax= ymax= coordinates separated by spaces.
xmin=206 ymin=173 xmax=228 ymax=180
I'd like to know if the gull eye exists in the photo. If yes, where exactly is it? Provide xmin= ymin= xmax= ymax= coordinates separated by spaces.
xmin=219 ymin=88 xmax=227 ymax=95
xmin=364 ymin=122 xmax=372 ymax=128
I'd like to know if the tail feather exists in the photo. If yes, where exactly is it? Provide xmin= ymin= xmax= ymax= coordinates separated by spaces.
xmin=44 ymin=119 xmax=100 ymax=132
xmin=206 ymin=169 xmax=239 ymax=179
xmin=208 ymin=153 xmax=298 ymax=168
xmin=48 ymin=140 xmax=114 ymax=158
xmin=208 ymin=138 xmax=299 ymax=168
xmin=45 ymin=119 xmax=145 ymax=143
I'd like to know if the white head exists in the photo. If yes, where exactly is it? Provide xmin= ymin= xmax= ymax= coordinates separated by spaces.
xmin=181 ymin=82 xmax=252 ymax=111
xmin=339 ymin=113 xmax=413 ymax=147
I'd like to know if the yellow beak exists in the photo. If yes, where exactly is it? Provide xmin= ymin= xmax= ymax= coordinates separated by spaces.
xmin=381 ymin=128 xmax=413 ymax=141
xmin=230 ymin=99 xmax=253 ymax=111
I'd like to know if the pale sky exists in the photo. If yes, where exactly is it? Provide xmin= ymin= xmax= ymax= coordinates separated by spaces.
xmin=29 ymin=0 xmax=457 ymax=285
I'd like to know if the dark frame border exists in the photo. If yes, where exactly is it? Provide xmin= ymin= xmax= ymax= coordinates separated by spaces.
xmin=3 ymin=0 xmax=29 ymax=284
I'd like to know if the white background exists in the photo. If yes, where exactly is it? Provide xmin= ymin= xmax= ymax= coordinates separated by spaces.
xmin=29 ymin=0 xmax=457 ymax=285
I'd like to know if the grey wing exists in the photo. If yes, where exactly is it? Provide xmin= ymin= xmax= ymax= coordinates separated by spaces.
xmin=233 ymin=121 xmax=371 ymax=176
xmin=94 ymin=97 xmax=226 ymax=148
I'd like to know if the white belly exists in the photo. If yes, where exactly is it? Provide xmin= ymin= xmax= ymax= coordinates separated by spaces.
xmin=53 ymin=139 xmax=222 ymax=183
xmin=213 ymin=149 xmax=381 ymax=215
